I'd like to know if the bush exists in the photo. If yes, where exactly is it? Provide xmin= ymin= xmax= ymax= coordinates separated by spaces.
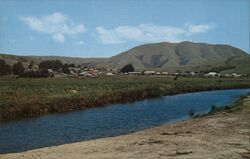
xmin=20 ymin=70 xmax=52 ymax=78
xmin=62 ymin=64 xmax=70 ymax=74
xmin=0 ymin=59 xmax=11 ymax=75
xmin=120 ymin=64 xmax=134 ymax=73
xmin=12 ymin=61 xmax=25 ymax=75
xmin=39 ymin=60 xmax=63 ymax=71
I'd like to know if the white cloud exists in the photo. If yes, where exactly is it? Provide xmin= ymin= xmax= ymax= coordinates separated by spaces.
xmin=186 ymin=23 xmax=217 ymax=34
xmin=19 ymin=12 xmax=86 ymax=43
xmin=96 ymin=23 xmax=216 ymax=44
xmin=52 ymin=33 xmax=65 ymax=43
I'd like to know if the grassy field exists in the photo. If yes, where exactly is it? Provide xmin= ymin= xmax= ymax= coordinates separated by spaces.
xmin=0 ymin=75 xmax=250 ymax=121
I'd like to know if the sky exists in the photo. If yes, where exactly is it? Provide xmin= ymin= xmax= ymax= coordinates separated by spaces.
xmin=0 ymin=0 xmax=249 ymax=57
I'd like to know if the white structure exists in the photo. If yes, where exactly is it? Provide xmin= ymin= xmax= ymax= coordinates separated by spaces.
xmin=232 ymin=73 xmax=241 ymax=77
xmin=106 ymin=72 xmax=114 ymax=76
xmin=205 ymin=72 xmax=218 ymax=77
xmin=128 ymin=72 xmax=141 ymax=75
xmin=144 ymin=71 xmax=156 ymax=75
xmin=162 ymin=72 xmax=169 ymax=75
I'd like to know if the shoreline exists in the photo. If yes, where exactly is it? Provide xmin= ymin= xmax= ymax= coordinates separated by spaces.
xmin=1 ymin=93 xmax=249 ymax=158
xmin=1 ymin=76 xmax=250 ymax=121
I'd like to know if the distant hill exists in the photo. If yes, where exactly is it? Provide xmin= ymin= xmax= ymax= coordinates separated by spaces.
xmin=0 ymin=41 xmax=249 ymax=74
xmin=104 ymin=41 xmax=248 ymax=73
xmin=0 ymin=54 xmax=104 ymax=67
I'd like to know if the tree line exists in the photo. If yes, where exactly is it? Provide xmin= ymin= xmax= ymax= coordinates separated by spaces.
xmin=1 ymin=58 xmax=135 ymax=77
xmin=0 ymin=59 xmax=25 ymax=76
xmin=0 ymin=59 xmax=75 ymax=77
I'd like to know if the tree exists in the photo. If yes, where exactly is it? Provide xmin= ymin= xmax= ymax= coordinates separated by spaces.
xmin=0 ymin=59 xmax=6 ymax=75
xmin=12 ymin=61 xmax=25 ymax=75
xmin=38 ymin=60 xmax=63 ymax=71
xmin=120 ymin=64 xmax=134 ymax=73
xmin=28 ymin=61 xmax=34 ymax=69
xmin=68 ymin=63 xmax=75 ymax=67
xmin=5 ymin=64 xmax=11 ymax=74
xmin=0 ymin=59 xmax=11 ymax=75
xmin=62 ymin=64 xmax=70 ymax=74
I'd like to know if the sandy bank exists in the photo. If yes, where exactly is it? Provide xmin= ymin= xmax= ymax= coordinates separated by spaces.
xmin=1 ymin=95 xmax=250 ymax=159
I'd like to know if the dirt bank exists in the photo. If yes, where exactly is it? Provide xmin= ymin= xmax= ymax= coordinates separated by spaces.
xmin=1 ymin=95 xmax=249 ymax=159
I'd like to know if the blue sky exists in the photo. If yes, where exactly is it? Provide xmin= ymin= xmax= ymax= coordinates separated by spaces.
xmin=0 ymin=0 xmax=249 ymax=57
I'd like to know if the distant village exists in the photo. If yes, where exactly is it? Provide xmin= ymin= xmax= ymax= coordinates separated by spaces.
xmin=0 ymin=59 xmax=244 ymax=78
xmin=62 ymin=67 xmax=243 ymax=78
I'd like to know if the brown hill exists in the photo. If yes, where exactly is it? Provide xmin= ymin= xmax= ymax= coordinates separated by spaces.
xmin=105 ymin=41 xmax=248 ymax=72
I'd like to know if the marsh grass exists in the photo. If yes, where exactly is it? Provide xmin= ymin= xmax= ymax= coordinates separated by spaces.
xmin=0 ymin=76 xmax=249 ymax=121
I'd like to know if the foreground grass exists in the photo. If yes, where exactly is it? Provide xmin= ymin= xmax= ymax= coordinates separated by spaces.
xmin=0 ymin=75 xmax=250 ymax=121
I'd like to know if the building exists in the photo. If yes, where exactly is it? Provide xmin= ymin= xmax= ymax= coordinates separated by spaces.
xmin=128 ymin=72 xmax=141 ymax=75
xmin=205 ymin=72 xmax=218 ymax=77
xmin=143 ymin=70 xmax=156 ymax=75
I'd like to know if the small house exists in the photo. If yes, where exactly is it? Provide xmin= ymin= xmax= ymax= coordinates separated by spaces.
xmin=143 ymin=70 xmax=156 ymax=75
xmin=205 ymin=72 xmax=218 ymax=77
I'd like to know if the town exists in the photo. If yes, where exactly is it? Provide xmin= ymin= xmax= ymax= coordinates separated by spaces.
xmin=0 ymin=59 xmax=244 ymax=78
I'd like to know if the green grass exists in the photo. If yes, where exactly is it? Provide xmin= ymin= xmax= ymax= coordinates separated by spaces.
xmin=0 ymin=75 xmax=250 ymax=121
xmin=193 ymin=93 xmax=249 ymax=118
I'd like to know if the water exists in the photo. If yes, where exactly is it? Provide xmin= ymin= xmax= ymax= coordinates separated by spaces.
xmin=0 ymin=89 xmax=249 ymax=154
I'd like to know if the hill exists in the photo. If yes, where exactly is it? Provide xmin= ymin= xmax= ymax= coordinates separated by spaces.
xmin=0 ymin=54 xmax=104 ymax=67
xmin=105 ymin=41 xmax=248 ymax=72
xmin=0 ymin=41 xmax=249 ymax=73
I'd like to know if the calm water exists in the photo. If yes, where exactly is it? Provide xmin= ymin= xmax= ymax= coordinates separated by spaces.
xmin=0 ymin=89 xmax=249 ymax=154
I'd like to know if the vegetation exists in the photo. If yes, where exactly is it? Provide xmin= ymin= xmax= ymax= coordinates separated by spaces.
xmin=28 ymin=60 xmax=34 ymax=69
xmin=193 ymin=93 xmax=249 ymax=118
xmin=120 ymin=64 xmax=134 ymax=73
xmin=20 ymin=70 xmax=51 ymax=78
xmin=188 ymin=109 xmax=195 ymax=117
xmin=0 ymin=59 xmax=11 ymax=75
xmin=39 ymin=60 xmax=63 ymax=71
xmin=1 ymin=41 xmax=249 ymax=74
xmin=12 ymin=61 xmax=25 ymax=75
xmin=0 ymin=76 xmax=249 ymax=121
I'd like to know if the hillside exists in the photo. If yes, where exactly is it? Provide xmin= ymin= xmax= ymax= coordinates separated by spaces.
xmin=0 ymin=54 xmax=104 ymax=67
xmin=0 ymin=41 xmax=249 ymax=73
xmin=105 ymin=41 xmax=248 ymax=72
xmin=222 ymin=56 xmax=250 ymax=74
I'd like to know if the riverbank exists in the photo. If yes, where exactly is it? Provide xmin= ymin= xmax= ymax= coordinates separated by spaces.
xmin=0 ymin=76 xmax=250 ymax=121
xmin=1 ymin=94 xmax=249 ymax=159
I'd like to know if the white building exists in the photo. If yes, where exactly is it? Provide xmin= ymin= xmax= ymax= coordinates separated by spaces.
xmin=144 ymin=71 xmax=156 ymax=75
xmin=205 ymin=72 xmax=218 ymax=77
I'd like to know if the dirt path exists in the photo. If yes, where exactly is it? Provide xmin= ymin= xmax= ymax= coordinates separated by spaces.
xmin=1 ymin=95 xmax=250 ymax=159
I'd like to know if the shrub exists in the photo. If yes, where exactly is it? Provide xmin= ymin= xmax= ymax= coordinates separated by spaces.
xmin=20 ymin=70 xmax=51 ymax=78
xmin=12 ymin=61 xmax=25 ymax=75
xmin=0 ymin=59 xmax=11 ymax=75
xmin=188 ymin=109 xmax=195 ymax=117
xmin=120 ymin=64 xmax=134 ymax=73
xmin=39 ymin=60 xmax=63 ymax=71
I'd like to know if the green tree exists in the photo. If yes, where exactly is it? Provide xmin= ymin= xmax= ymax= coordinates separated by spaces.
xmin=12 ymin=61 xmax=25 ymax=75
xmin=120 ymin=64 xmax=134 ymax=73
xmin=39 ymin=60 xmax=63 ymax=71
xmin=0 ymin=59 xmax=11 ymax=75
xmin=62 ymin=64 xmax=70 ymax=74
xmin=28 ymin=60 xmax=34 ymax=69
